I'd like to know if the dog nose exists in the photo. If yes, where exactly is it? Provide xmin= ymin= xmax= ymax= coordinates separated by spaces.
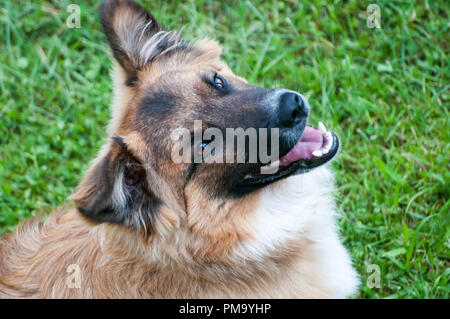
xmin=278 ymin=92 xmax=309 ymax=128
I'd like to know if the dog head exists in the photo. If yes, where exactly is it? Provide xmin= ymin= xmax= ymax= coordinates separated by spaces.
xmin=71 ymin=0 xmax=340 ymax=262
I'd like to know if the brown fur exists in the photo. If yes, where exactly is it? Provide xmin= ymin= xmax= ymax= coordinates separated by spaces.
xmin=0 ymin=206 xmax=330 ymax=298
xmin=0 ymin=0 xmax=339 ymax=298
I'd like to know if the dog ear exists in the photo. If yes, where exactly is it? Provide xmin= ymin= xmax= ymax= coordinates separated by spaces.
xmin=99 ymin=0 xmax=183 ymax=84
xmin=70 ymin=137 xmax=160 ymax=231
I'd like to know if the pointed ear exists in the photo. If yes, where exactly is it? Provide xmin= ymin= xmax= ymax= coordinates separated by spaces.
xmin=70 ymin=137 xmax=160 ymax=231
xmin=99 ymin=0 xmax=182 ymax=84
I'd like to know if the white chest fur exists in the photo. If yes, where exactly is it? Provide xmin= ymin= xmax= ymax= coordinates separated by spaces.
xmin=234 ymin=167 xmax=360 ymax=298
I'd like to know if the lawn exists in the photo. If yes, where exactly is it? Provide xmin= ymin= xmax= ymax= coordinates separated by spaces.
xmin=0 ymin=0 xmax=448 ymax=298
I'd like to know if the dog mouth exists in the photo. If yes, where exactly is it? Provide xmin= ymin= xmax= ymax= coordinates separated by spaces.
xmin=239 ymin=122 xmax=339 ymax=186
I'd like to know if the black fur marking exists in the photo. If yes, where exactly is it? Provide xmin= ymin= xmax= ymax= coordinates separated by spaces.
xmin=98 ymin=0 xmax=162 ymax=77
xmin=74 ymin=140 xmax=161 ymax=231
xmin=125 ymin=76 xmax=138 ymax=87
xmin=138 ymin=90 xmax=177 ymax=120
xmin=112 ymin=135 xmax=125 ymax=146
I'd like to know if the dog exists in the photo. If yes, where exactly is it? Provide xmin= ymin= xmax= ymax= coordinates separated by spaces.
xmin=0 ymin=0 xmax=359 ymax=298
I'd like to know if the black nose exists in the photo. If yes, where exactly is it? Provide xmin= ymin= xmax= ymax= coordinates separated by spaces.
xmin=278 ymin=92 xmax=308 ymax=128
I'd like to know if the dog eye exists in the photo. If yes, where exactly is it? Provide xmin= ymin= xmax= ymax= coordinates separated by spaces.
xmin=198 ymin=135 xmax=216 ymax=157
xmin=197 ymin=142 xmax=210 ymax=157
xmin=213 ymin=74 xmax=226 ymax=89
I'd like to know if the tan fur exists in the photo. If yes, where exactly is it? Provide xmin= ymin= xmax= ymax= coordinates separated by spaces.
xmin=0 ymin=205 xmax=331 ymax=298
xmin=0 ymin=0 xmax=355 ymax=298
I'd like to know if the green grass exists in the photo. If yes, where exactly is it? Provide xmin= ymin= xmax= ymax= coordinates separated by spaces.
xmin=0 ymin=0 xmax=448 ymax=298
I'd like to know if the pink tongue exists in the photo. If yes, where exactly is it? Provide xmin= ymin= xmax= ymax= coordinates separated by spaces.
xmin=281 ymin=126 xmax=323 ymax=163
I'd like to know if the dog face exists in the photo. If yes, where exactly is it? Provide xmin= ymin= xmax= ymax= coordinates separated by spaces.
xmin=71 ymin=0 xmax=340 ymax=261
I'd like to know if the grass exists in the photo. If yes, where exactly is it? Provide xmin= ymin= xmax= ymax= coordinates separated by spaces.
xmin=0 ymin=0 xmax=448 ymax=298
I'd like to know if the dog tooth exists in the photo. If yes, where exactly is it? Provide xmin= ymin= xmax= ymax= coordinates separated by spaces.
xmin=321 ymin=143 xmax=331 ymax=153
xmin=318 ymin=122 xmax=326 ymax=133
xmin=312 ymin=150 xmax=322 ymax=157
